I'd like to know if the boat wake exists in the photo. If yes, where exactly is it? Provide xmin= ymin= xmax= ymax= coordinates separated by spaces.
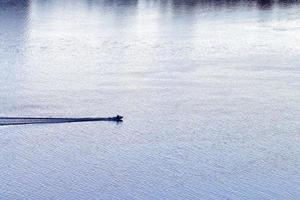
xmin=0 ymin=115 xmax=123 ymax=126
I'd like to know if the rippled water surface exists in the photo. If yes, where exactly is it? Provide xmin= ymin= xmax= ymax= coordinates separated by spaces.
xmin=0 ymin=0 xmax=300 ymax=199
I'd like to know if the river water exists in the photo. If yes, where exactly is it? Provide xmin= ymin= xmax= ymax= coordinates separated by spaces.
xmin=0 ymin=0 xmax=300 ymax=199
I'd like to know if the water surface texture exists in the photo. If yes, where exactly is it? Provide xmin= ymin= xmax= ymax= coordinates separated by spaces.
xmin=0 ymin=0 xmax=300 ymax=199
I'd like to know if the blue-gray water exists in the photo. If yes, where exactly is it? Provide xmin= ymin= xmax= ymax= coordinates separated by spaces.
xmin=0 ymin=0 xmax=300 ymax=199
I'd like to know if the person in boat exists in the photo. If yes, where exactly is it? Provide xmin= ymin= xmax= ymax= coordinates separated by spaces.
xmin=113 ymin=115 xmax=123 ymax=121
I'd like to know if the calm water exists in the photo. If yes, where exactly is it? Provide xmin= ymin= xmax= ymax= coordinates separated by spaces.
xmin=0 ymin=0 xmax=300 ymax=199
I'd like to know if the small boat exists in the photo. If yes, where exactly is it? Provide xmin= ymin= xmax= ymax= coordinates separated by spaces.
xmin=109 ymin=115 xmax=123 ymax=122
